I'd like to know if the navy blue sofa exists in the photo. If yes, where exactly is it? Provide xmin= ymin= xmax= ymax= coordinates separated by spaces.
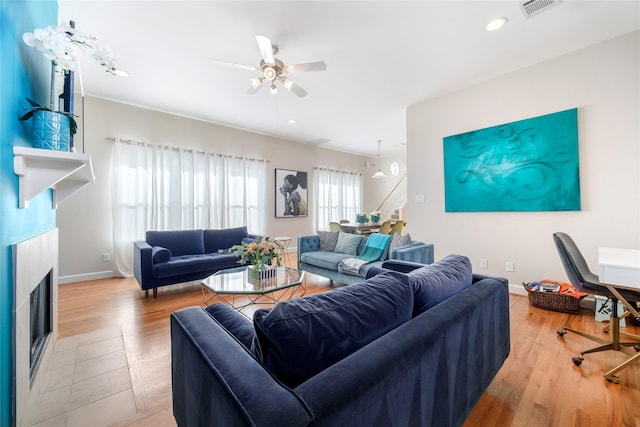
xmin=133 ymin=226 xmax=259 ymax=297
xmin=170 ymin=255 xmax=510 ymax=426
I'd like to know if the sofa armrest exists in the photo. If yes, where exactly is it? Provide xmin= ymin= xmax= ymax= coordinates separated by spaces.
xmin=133 ymin=240 xmax=153 ymax=290
xmin=365 ymin=259 xmax=428 ymax=280
xmin=473 ymin=273 xmax=509 ymax=288
xmin=171 ymin=307 xmax=313 ymax=427
xmin=389 ymin=242 xmax=434 ymax=264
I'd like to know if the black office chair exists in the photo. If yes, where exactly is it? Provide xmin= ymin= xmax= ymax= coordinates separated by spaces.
xmin=553 ymin=232 xmax=640 ymax=382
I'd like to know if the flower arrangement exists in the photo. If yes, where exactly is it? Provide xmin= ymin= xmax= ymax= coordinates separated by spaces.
xmin=22 ymin=23 xmax=125 ymax=109
xmin=356 ymin=213 xmax=369 ymax=224
xmin=225 ymin=237 xmax=282 ymax=269
xmin=369 ymin=210 xmax=381 ymax=224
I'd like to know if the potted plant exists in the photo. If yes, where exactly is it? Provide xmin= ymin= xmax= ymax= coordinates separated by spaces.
xmin=369 ymin=210 xmax=381 ymax=224
xmin=356 ymin=213 xmax=369 ymax=225
xmin=19 ymin=98 xmax=78 ymax=151
xmin=225 ymin=237 xmax=282 ymax=279
xmin=20 ymin=23 xmax=124 ymax=151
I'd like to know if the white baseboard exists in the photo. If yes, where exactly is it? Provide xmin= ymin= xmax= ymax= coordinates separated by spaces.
xmin=509 ymin=282 xmax=527 ymax=296
xmin=59 ymin=270 xmax=114 ymax=285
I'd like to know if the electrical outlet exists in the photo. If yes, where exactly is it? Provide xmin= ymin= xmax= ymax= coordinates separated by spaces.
xmin=102 ymin=252 xmax=111 ymax=262
xmin=480 ymin=258 xmax=488 ymax=269
xmin=505 ymin=261 xmax=514 ymax=272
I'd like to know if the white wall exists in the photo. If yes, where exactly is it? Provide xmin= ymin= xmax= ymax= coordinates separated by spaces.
xmin=56 ymin=97 xmax=372 ymax=281
xmin=406 ymin=31 xmax=640 ymax=286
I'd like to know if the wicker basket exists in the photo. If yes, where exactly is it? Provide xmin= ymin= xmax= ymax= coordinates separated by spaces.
xmin=522 ymin=283 xmax=581 ymax=314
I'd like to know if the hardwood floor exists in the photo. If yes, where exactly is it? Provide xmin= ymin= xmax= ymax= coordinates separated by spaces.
xmin=58 ymin=271 xmax=640 ymax=426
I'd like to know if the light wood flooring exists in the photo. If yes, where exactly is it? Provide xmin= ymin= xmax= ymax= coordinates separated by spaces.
xmin=58 ymin=269 xmax=640 ymax=426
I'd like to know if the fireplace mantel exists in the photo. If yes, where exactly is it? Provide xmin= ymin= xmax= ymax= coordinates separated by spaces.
xmin=13 ymin=146 xmax=95 ymax=209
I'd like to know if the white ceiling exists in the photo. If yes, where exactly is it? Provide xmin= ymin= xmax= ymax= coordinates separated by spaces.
xmin=58 ymin=1 xmax=640 ymax=157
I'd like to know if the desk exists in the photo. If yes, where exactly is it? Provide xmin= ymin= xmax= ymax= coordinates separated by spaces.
xmin=597 ymin=247 xmax=640 ymax=382
xmin=598 ymin=247 xmax=640 ymax=291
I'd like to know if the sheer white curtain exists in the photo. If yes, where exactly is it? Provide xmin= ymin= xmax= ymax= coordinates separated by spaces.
xmin=313 ymin=168 xmax=363 ymax=231
xmin=111 ymin=139 xmax=267 ymax=276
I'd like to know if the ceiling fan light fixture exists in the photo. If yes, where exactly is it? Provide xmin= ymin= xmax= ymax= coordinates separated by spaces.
xmin=270 ymin=84 xmax=278 ymax=95
xmin=250 ymin=77 xmax=263 ymax=88
xmin=263 ymin=66 xmax=277 ymax=81
xmin=281 ymin=78 xmax=293 ymax=89
xmin=372 ymin=139 xmax=387 ymax=179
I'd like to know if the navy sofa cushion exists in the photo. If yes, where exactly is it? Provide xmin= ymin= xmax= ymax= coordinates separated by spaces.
xmin=204 ymin=226 xmax=249 ymax=253
xmin=205 ymin=304 xmax=255 ymax=349
xmin=252 ymin=272 xmax=413 ymax=387
xmin=408 ymin=254 xmax=473 ymax=315
xmin=146 ymin=230 xmax=205 ymax=257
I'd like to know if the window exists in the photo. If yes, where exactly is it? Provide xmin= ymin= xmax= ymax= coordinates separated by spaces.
xmin=111 ymin=140 xmax=266 ymax=276
xmin=313 ymin=168 xmax=363 ymax=231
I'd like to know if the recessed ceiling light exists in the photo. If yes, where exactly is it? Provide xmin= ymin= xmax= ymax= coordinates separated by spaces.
xmin=288 ymin=119 xmax=296 ymax=124
xmin=485 ymin=17 xmax=508 ymax=32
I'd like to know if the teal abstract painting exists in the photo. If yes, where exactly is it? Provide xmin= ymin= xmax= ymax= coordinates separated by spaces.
xmin=443 ymin=108 xmax=580 ymax=212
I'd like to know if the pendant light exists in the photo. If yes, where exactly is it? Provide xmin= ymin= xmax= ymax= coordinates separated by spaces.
xmin=371 ymin=139 xmax=386 ymax=179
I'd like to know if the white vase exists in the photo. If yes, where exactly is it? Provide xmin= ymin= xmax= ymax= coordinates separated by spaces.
xmin=247 ymin=264 xmax=276 ymax=282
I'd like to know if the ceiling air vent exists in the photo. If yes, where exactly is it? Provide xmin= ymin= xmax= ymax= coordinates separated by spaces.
xmin=520 ymin=0 xmax=561 ymax=18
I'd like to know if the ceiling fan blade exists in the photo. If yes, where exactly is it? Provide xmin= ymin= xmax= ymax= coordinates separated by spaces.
xmin=256 ymin=35 xmax=275 ymax=64
xmin=211 ymin=59 xmax=259 ymax=72
xmin=283 ymin=61 xmax=327 ymax=73
xmin=286 ymin=81 xmax=308 ymax=98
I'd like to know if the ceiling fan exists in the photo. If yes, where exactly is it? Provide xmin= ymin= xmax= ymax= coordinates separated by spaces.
xmin=212 ymin=35 xmax=326 ymax=97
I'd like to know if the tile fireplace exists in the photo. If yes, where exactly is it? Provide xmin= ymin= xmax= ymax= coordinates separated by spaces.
xmin=13 ymin=228 xmax=58 ymax=427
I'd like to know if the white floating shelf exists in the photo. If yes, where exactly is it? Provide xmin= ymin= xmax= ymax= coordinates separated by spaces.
xmin=13 ymin=146 xmax=95 ymax=209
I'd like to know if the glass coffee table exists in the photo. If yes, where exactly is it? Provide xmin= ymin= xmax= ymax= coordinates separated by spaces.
xmin=201 ymin=266 xmax=305 ymax=317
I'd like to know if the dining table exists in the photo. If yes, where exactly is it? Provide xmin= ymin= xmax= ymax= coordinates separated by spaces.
xmin=339 ymin=222 xmax=381 ymax=234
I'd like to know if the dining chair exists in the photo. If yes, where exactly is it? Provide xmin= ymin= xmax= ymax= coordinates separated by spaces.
xmin=390 ymin=221 xmax=404 ymax=235
xmin=339 ymin=219 xmax=350 ymax=224
xmin=377 ymin=221 xmax=391 ymax=235
xmin=329 ymin=222 xmax=341 ymax=232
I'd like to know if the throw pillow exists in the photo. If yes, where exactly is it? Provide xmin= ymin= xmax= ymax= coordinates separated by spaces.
xmin=317 ymin=231 xmax=339 ymax=251
xmin=252 ymin=272 xmax=413 ymax=387
xmin=408 ymin=254 xmax=472 ymax=316
xmin=205 ymin=304 xmax=255 ymax=349
xmin=151 ymin=246 xmax=172 ymax=263
xmin=388 ymin=233 xmax=412 ymax=254
xmin=333 ymin=231 xmax=362 ymax=255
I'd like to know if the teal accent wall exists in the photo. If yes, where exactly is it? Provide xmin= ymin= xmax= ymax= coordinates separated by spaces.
xmin=0 ymin=1 xmax=58 ymax=424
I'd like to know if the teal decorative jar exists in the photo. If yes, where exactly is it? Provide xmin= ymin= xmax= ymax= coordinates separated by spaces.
xmin=31 ymin=110 xmax=70 ymax=151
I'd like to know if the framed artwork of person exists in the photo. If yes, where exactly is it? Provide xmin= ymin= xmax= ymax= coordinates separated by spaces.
xmin=275 ymin=169 xmax=308 ymax=217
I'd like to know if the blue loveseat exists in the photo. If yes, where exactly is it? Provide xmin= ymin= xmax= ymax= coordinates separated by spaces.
xmin=170 ymin=254 xmax=510 ymax=426
xmin=133 ymin=226 xmax=259 ymax=297
xmin=297 ymin=231 xmax=434 ymax=284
